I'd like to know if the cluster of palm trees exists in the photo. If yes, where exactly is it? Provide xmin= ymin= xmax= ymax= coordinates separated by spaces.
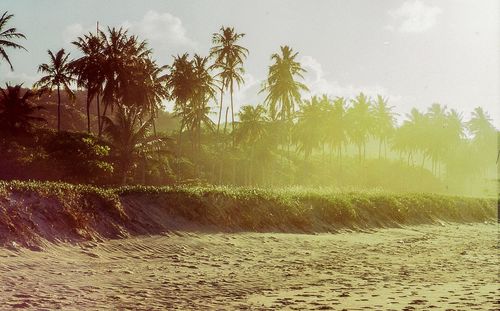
xmin=0 ymin=11 xmax=497 ymax=188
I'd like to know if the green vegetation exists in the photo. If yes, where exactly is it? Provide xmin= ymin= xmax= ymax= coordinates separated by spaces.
xmin=0 ymin=12 xmax=498 ymax=198
xmin=0 ymin=180 xmax=495 ymax=247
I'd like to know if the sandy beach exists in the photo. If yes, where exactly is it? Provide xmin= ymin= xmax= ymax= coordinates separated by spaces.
xmin=0 ymin=223 xmax=498 ymax=310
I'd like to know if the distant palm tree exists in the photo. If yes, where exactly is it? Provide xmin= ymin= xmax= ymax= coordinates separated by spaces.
xmin=236 ymin=105 xmax=268 ymax=145
xmin=468 ymin=107 xmax=495 ymax=141
xmin=426 ymin=103 xmax=448 ymax=174
xmin=467 ymin=107 xmax=496 ymax=175
xmin=371 ymin=95 xmax=396 ymax=158
xmin=294 ymin=96 xmax=324 ymax=160
xmin=210 ymin=26 xmax=248 ymax=137
xmin=35 ymin=49 xmax=75 ymax=132
xmin=347 ymin=92 xmax=373 ymax=161
xmin=261 ymin=45 xmax=308 ymax=121
xmin=236 ymin=104 xmax=269 ymax=184
xmin=0 ymin=84 xmax=44 ymax=134
xmin=0 ymin=12 xmax=26 ymax=71
xmin=393 ymin=108 xmax=431 ymax=167
xmin=327 ymin=97 xmax=348 ymax=162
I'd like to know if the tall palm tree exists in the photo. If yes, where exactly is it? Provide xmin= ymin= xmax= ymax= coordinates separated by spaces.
xmin=167 ymin=54 xmax=216 ymax=150
xmin=0 ymin=84 xmax=44 ymax=134
xmin=72 ymin=32 xmax=104 ymax=133
xmin=141 ymin=59 xmax=169 ymax=127
xmin=188 ymin=55 xmax=217 ymax=149
xmin=371 ymin=95 xmax=396 ymax=158
xmin=0 ymin=12 xmax=26 ymax=71
xmin=166 ymin=53 xmax=196 ymax=147
xmin=210 ymin=26 xmax=248 ymax=137
xmin=34 ymin=49 xmax=75 ymax=132
xmin=98 ymin=27 xmax=152 ymax=131
xmin=261 ymin=45 xmax=308 ymax=121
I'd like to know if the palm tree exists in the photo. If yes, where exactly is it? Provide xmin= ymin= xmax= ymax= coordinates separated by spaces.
xmin=326 ymin=97 xmax=348 ymax=162
xmin=371 ymin=95 xmax=396 ymax=158
xmin=98 ymin=27 xmax=152 ymax=131
xmin=347 ymin=92 xmax=373 ymax=161
xmin=210 ymin=26 xmax=248 ymax=137
xmin=187 ymin=55 xmax=217 ymax=149
xmin=166 ymin=53 xmax=196 ymax=148
xmin=392 ymin=108 xmax=430 ymax=167
xmin=236 ymin=105 xmax=268 ymax=144
xmin=426 ymin=103 xmax=448 ymax=175
xmin=236 ymin=104 xmax=269 ymax=184
xmin=34 ymin=49 xmax=75 ymax=132
xmin=0 ymin=12 xmax=26 ymax=71
xmin=167 ymin=54 xmax=217 ymax=150
xmin=0 ymin=84 xmax=44 ymax=134
xmin=103 ymin=106 xmax=170 ymax=184
xmin=468 ymin=107 xmax=495 ymax=142
xmin=141 ymin=59 xmax=169 ymax=131
xmin=467 ymin=107 xmax=496 ymax=176
xmin=261 ymin=46 xmax=308 ymax=121
xmin=72 ymin=32 xmax=104 ymax=133
xmin=294 ymin=96 xmax=324 ymax=160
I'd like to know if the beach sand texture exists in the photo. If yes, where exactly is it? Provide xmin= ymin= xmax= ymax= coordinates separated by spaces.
xmin=0 ymin=223 xmax=498 ymax=310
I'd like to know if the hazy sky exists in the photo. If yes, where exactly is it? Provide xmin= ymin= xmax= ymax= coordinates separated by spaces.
xmin=1 ymin=0 xmax=499 ymax=127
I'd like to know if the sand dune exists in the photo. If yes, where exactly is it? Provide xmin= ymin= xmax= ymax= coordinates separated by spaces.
xmin=0 ymin=223 xmax=498 ymax=310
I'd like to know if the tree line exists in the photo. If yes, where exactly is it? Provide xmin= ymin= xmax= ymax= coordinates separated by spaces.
xmin=0 ymin=12 xmax=497 ymax=194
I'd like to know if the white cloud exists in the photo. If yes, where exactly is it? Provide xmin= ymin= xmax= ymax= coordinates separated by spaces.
xmin=62 ymin=23 xmax=86 ymax=45
xmin=61 ymin=11 xmax=197 ymax=58
xmin=122 ymin=10 xmax=197 ymax=53
xmin=387 ymin=0 xmax=442 ymax=33
xmin=300 ymin=55 xmax=399 ymax=101
xmin=0 ymin=65 xmax=39 ymax=87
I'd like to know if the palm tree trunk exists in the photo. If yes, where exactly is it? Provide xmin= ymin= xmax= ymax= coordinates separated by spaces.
xmin=86 ymin=95 xmax=91 ymax=133
xmin=224 ymin=106 xmax=229 ymax=134
xmin=384 ymin=139 xmax=387 ymax=159
xmin=100 ymin=101 xmax=109 ymax=136
xmin=96 ymin=93 xmax=101 ymax=136
xmin=57 ymin=86 xmax=61 ymax=132
xmin=230 ymin=79 xmax=235 ymax=147
xmin=249 ymin=146 xmax=255 ymax=186
xmin=217 ymin=84 xmax=224 ymax=135
xmin=178 ymin=121 xmax=184 ymax=151
xmin=378 ymin=138 xmax=382 ymax=159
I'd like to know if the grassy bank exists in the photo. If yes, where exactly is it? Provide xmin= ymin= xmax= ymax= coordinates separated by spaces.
xmin=0 ymin=181 xmax=496 ymax=248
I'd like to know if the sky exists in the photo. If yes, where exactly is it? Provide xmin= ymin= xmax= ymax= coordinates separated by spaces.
xmin=1 ymin=0 xmax=499 ymax=127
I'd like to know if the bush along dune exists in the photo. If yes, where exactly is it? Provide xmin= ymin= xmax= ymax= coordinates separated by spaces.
xmin=0 ymin=181 xmax=496 ymax=249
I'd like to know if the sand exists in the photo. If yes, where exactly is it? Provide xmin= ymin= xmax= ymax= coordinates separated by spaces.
xmin=0 ymin=223 xmax=498 ymax=310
